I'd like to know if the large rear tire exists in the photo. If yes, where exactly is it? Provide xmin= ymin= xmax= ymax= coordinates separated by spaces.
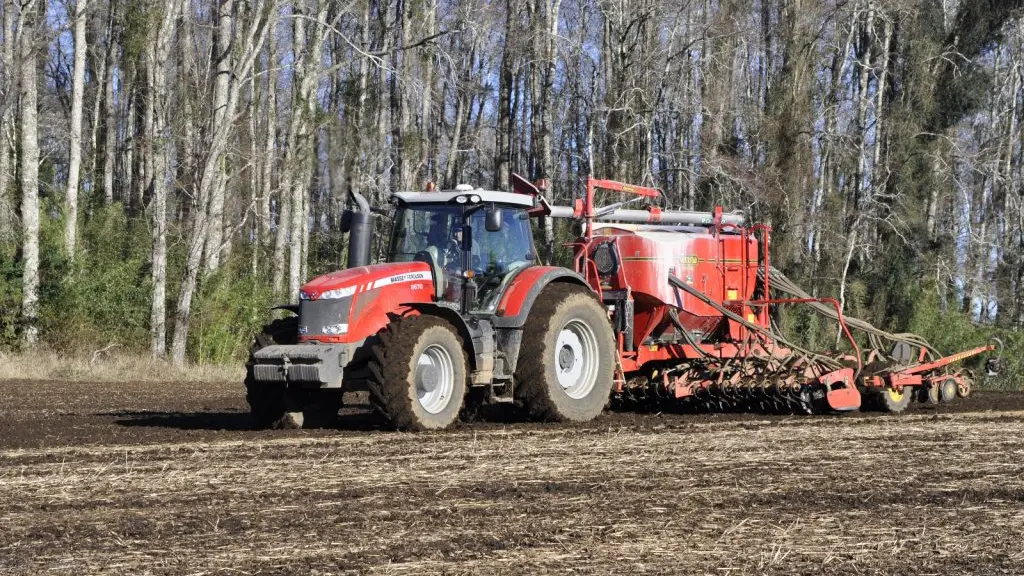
xmin=514 ymin=284 xmax=615 ymax=422
xmin=368 ymin=315 xmax=468 ymax=431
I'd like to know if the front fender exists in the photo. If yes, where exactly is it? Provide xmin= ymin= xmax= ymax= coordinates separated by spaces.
xmin=403 ymin=303 xmax=480 ymax=371
xmin=492 ymin=266 xmax=591 ymax=328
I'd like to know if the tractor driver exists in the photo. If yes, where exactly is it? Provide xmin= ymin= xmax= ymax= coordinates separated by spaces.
xmin=442 ymin=225 xmax=466 ymax=273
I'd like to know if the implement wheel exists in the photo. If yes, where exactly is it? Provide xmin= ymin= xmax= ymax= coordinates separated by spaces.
xmin=940 ymin=379 xmax=958 ymax=403
xmin=877 ymin=386 xmax=912 ymax=413
xmin=515 ymin=284 xmax=615 ymax=422
xmin=368 ymin=315 xmax=468 ymax=431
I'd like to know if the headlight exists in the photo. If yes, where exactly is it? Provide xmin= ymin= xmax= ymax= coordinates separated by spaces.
xmin=319 ymin=286 xmax=356 ymax=300
xmin=299 ymin=290 xmax=312 ymax=300
xmin=455 ymin=195 xmax=468 ymax=203
xmin=470 ymin=194 xmax=481 ymax=203
xmin=323 ymin=323 xmax=348 ymax=335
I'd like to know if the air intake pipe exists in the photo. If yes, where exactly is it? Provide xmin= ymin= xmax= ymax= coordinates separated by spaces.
xmin=341 ymin=191 xmax=375 ymax=268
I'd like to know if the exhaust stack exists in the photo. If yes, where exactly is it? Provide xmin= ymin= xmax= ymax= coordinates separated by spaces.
xmin=342 ymin=191 xmax=375 ymax=268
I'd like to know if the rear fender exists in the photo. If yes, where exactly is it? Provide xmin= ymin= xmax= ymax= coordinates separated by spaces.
xmin=493 ymin=266 xmax=591 ymax=329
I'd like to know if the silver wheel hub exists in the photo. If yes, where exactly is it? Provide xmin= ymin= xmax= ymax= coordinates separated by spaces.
xmin=415 ymin=344 xmax=455 ymax=414
xmin=555 ymin=319 xmax=600 ymax=400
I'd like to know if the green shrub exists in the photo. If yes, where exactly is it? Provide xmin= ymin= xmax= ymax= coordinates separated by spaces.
xmin=189 ymin=254 xmax=277 ymax=365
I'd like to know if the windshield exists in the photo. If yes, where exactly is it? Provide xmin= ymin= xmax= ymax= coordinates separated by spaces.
xmin=388 ymin=203 xmax=536 ymax=309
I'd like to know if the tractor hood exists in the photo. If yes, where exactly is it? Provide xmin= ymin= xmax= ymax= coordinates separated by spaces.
xmin=300 ymin=262 xmax=433 ymax=301
xmin=297 ymin=262 xmax=435 ymax=343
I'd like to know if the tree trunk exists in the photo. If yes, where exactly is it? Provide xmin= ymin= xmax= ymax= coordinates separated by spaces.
xmin=149 ymin=0 xmax=182 ymax=357
xmin=86 ymin=1 xmax=109 ymax=196
xmin=259 ymin=26 xmax=278 ymax=248
xmin=537 ymin=0 xmax=560 ymax=262
xmin=341 ymin=0 xmax=370 ymax=200
xmin=18 ymin=0 xmax=40 ymax=345
xmin=494 ymin=0 xmax=515 ymax=190
xmin=171 ymin=0 xmax=276 ymax=366
xmin=284 ymin=1 xmax=327 ymax=301
xmin=203 ymin=0 xmax=233 ymax=273
xmin=0 ymin=0 xmax=15 ymax=242
xmin=101 ymin=7 xmax=117 ymax=205
xmin=63 ymin=0 xmax=87 ymax=260
xmin=389 ymin=0 xmax=412 ymax=192
xmin=416 ymin=0 xmax=437 ymax=186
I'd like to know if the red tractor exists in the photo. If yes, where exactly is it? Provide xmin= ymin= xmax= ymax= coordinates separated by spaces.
xmin=245 ymin=175 xmax=996 ymax=430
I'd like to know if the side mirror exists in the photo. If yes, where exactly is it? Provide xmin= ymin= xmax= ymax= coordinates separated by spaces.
xmin=485 ymin=207 xmax=503 ymax=232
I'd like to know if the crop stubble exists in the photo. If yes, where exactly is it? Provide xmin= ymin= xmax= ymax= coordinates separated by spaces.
xmin=0 ymin=379 xmax=1022 ymax=575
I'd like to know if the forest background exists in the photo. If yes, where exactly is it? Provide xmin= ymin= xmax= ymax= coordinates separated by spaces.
xmin=0 ymin=0 xmax=1022 ymax=385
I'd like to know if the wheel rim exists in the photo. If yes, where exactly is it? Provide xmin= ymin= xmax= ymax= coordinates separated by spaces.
xmin=555 ymin=319 xmax=600 ymax=400
xmin=887 ymin=388 xmax=905 ymax=403
xmin=415 ymin=344 xmax=455 ymax=414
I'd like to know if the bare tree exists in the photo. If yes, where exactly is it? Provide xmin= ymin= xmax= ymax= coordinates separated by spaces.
xmin=171 ymin=0 xmax=276 ymax=366
xmin=149 ymin=0 xmax=183 ymax=357
xmin=0 ymin=0 xmax=15 ymax=242
xmin=18 ymin=0 xmax=40 ymax=345
xmin=63 ymin=0 xmax=88 ymax=260
xmin=285 ymin=0 xmax=328 ymax=301
xmin=203 ymin=0 xmax=234 ymax=273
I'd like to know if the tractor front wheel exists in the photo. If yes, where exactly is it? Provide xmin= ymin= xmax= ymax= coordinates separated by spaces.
xmin=245 ymin=317 xmax=296 ymax=428
xmin=368 ymin=315 xmax=468 ymax=430
xmin=515 ymin=284 xmax=615 ymax=422
xmin=245 ymin=375 xmax=286 ymax=428
xmin=245 ymin=317 xmax=343 ymax=429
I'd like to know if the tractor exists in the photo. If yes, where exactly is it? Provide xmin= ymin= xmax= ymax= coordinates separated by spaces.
xmin=245 ymin=175 xmax=996 ymax=430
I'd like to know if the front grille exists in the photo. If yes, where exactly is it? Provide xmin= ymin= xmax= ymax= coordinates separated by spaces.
xmin=250 ymin=344 xmax=348 ymax=387
xmin=299 ymin=297 xmax=352 ymax=337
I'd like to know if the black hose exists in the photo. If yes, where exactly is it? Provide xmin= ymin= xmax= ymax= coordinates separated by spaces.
xmin=668 ymin=276 xmax=843 ymax=370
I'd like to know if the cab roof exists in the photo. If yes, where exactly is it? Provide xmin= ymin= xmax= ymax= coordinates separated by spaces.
xmin=392 ymin=190 xmax=536 ymax=208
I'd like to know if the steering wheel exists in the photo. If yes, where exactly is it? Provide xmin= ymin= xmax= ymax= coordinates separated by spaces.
xmin=442 ymin=239 xmax=461 ymax=269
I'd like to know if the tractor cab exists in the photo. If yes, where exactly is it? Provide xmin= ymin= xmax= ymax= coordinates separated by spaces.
xmin=387 ymin=185 xmax=538 ymax=312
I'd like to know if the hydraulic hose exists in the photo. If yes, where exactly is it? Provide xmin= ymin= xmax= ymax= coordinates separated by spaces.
xmin=668 ymin=275 xmax=843 ymax=370
xmin=760 ymin=267 xmax=939 ymax=362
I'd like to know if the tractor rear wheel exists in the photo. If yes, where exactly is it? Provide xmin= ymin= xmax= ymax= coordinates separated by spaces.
xmin=515 ymin=284 xmax=615 ymax=422
xmin=368 ymin=315 xmax=468 ymax=430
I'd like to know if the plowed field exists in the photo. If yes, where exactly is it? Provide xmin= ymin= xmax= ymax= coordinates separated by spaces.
xmin=1 ymin=379 xmax=1022 ymax=574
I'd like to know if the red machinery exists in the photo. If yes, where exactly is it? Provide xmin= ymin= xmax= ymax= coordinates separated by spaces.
xmin=244 ymin=175 xmax=995 ymax=430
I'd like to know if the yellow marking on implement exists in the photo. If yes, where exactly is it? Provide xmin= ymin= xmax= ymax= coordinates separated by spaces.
xmin=747 ymin=313 xmax=756 ymax=323
xmin=727 ymin=289 xmax=739 ymax=300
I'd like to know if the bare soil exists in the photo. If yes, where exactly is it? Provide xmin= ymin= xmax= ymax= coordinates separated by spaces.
xmin=1 ymin=379 xmax=1022 ymax=574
